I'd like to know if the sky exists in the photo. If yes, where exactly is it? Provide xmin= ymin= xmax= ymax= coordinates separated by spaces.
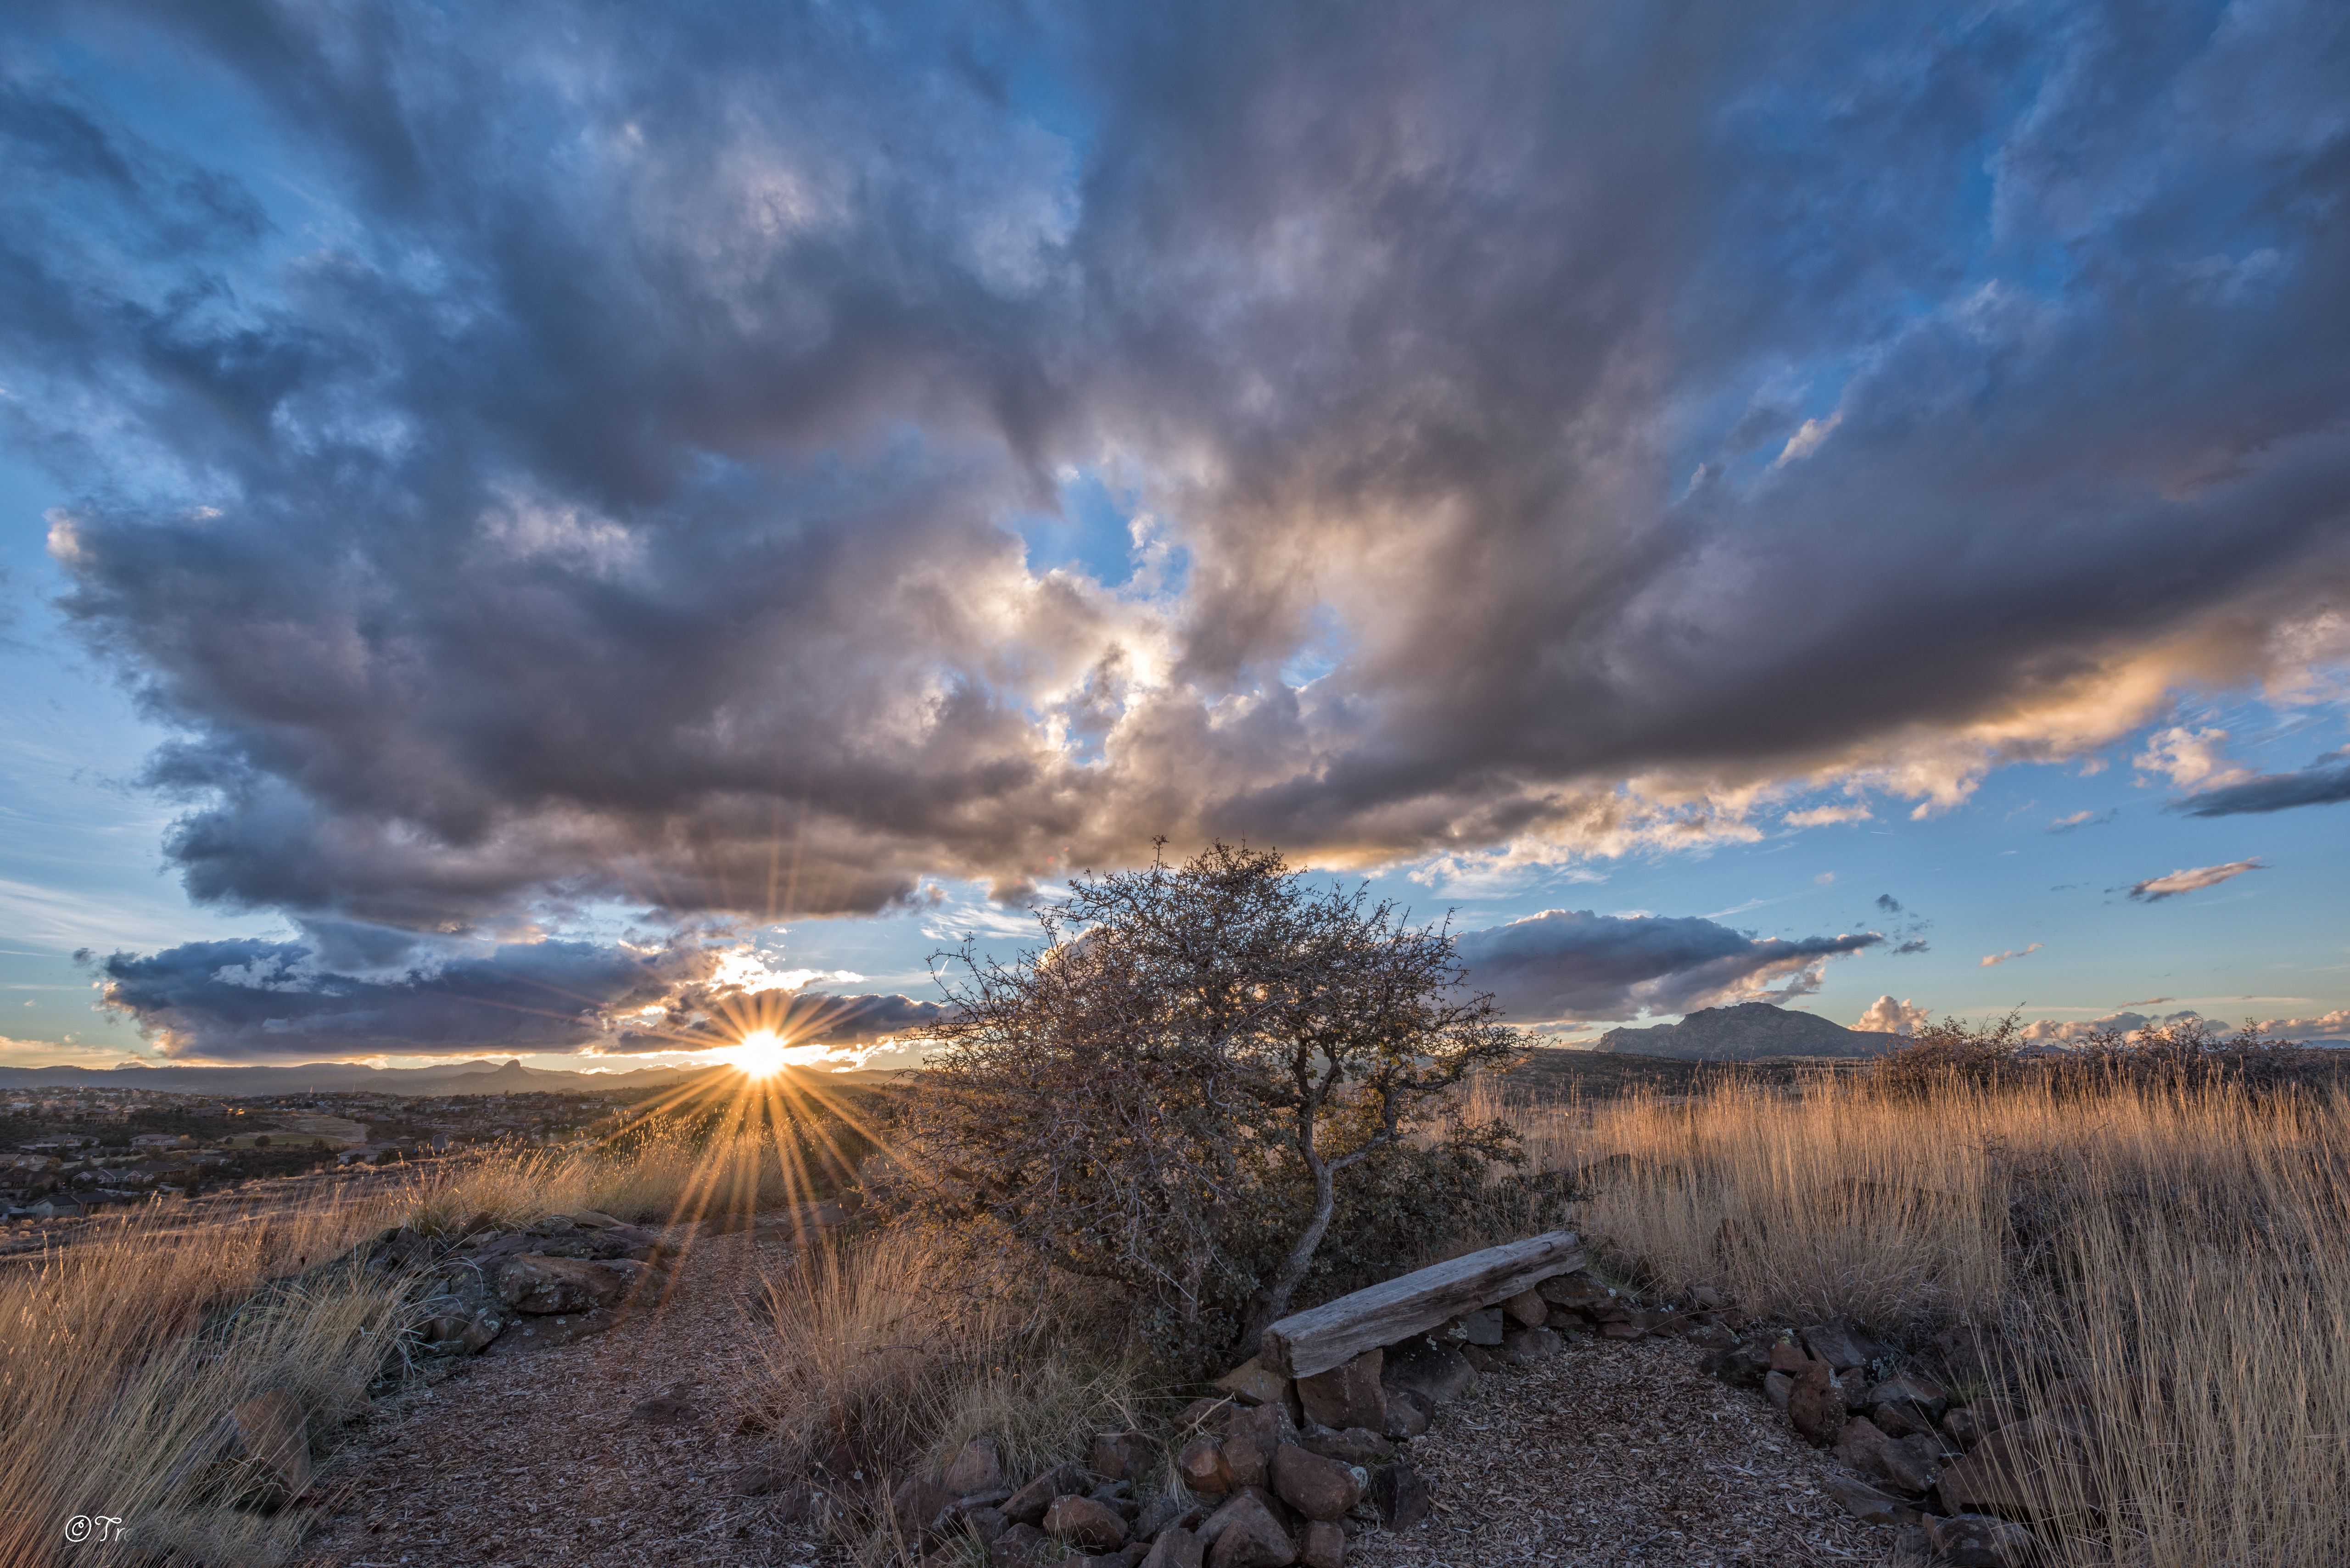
xmin=2 ymin=0 xmax=2346 ymax=1072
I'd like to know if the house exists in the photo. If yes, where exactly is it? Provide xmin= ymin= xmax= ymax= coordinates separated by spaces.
xmin=130 ymin=1133 xmax=195 ymax=1149
xmin=28 ymin=1196 xmax=83 ymax=1218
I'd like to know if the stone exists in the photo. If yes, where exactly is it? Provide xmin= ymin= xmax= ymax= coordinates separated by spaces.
xmin=1701 ymin=1335 xmax=1774 ymax=1389
xmin=1927 ymin=1512 xmax=2042 ymax=1567
xmin=1004 ymin=1463 xmax=1089 ymax=1524
xmin=1763 ymin=1370 xmax=1793 ymax=1412
xmin=1136 ymin=1495 xmax=1206 ymax=1541
xmin=1177 ymin=1397 xmax=1236 ymax=1434
xmin=1500 ymin=1326 xmax=1561 ymax=1364
xmin=1498 ymin=1288 xmax=1549 ymax=1326
xmin=1296 ymin=1348 xmax=1386 ymax=1432
xmin=1837 ymin=1367 xmax=1872 ymax=1413
xmin=993 ymin=1523 xmax=1049 ymax=1566
xmin=1382 ymin=1388 xmax=1432 ymax=1440
xmin=1460 ymin=1343 xmax=1500 ymax=1368
xmin=1874 ymin=1400 xmax=1935 ymax=1440
xmin=1090 ymin=1430 xmax=1157 ymax=1483
xmin=1942 ymin=1398 xmax=2019 ymax=1452
xmin=1767 ymin=1338 xmax=1812 ymax=1373
xmin=1825 ymin=1473 xmax=1923 ymax=1526
xmin=1535 ymin=1272 xmax=1615 ymax=1311
xmin=1230 ymin=1401 xmax=1300 ymax=1454
xmin=1270 ymin=1443 xmax=1363 ymax=1521
xmin=1178 ymin=1436 xmax=1233 ymax=1495
xmin=963 ymin=1506 xmax=1011 ymax=1542
xmin=1045 ymin=1495 xmax=1130 ymax=1553
xmin=1834 ymin=1416 xmax=1939 ymax=1495
xmin=555 ymin=1206 xmax=625 ymax=1228
xmin=946 ymin=1436 xmax=1006 ymax=1494
xmin=1298 ymin=1519 xmax=1345 ymax=1568
xmin=1223 ymin=1434 xmax=1270 ymax=1490
xmin=1789 ymin=1359 xmax=1846 ymax=1446
xmin=460 ymin=1308 xmax=504 ymax=1352
xmin=1089 ymin=1481 xmax=1141 ymax=1521
xmin=1142 ymin=1528 xmax=1206 ymax=1568
xmin=1203 ymin=1491 xmax=1297 ymax=1568
xmin=1596 ymin=1321 xmax=1645 ymax=1341
xmin=1935 ymin=1412 xmax=2103 ymax=1520
xmin=1381 ymin=1339 xmax=1476 ymax=1406
xmin=495 ymin=1253 xmax=630 ymax=1314
xmin=1892 ymin=1524 xmax=1934 ymax=1558
xmin=229 ymin=1389 xmax=311 ymax=1502
xmin=1450 ymin=1307 xmax=1505 ymax=1345
xmin=1690 ymin=1285 xmax=1727 ymax=1310
xmin=1369 ymin=1463 xmax=1430 ymax=1530
xmin=1301 ymin=1428 xmax=1393 ymax=1465
xmin=1217 ymin=1356 xmax=1296 ymax=1409
xmin=1869 ymin=1373 xmax=1949 ymax=1417
xmin=1800 ymin=1320 xmax=1894 ymax=1372
xmin=894 ymin=1474 xmax=963 ymax=1538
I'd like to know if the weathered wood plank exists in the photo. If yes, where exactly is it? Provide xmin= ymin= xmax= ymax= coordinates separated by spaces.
xmin=1260 ymin=1231 xmax=1584 ymax=1378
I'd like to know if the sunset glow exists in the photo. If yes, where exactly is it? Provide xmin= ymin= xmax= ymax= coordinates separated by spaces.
xmin=727 ymin=1029 xmax=790 ymax=1077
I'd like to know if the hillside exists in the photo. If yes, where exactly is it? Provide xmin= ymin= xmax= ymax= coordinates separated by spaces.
xmin=1589 ymin=1002 xmax=1892 ymax=1060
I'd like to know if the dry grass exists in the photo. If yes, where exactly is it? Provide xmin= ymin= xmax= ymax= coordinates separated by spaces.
xmin=1481 ymin=1071 xmax=2350 ymax=1568
xmin=400 ymin=1119 xmax=798 ymax=1234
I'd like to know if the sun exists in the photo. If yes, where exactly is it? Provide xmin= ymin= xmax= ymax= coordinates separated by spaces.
xmin=728 ymin=1028 xmax=791 ymax=1077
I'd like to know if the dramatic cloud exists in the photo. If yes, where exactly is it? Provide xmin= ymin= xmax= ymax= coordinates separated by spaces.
xmin=2171 ymin=751 xmax=2350 ymax=817
xmin=3 ymin=1 xmax=2347 ymax=949
xmin=1454 ymin=910 xmax=1880 ymax=1026
xmin=1855 ymin=995 xmax=1930 ymax=1035
xmin=2126 ymin=860 xmax=2267 ymax=902
xmin=1980 ymin=943 xmax=2044 ymax=967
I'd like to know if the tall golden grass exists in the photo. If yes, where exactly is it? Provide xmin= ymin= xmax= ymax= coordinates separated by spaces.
xmin=1482 ymin=1070 xmax=2350 ymax=1568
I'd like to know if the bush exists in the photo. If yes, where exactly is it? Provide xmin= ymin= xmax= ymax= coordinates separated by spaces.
xmin=1870 ymin=1012 xmax=2339 ymax=1099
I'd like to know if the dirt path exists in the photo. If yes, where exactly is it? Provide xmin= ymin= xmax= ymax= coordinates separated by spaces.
xmin=294 ymin=1222 xmax=821 ymax=1568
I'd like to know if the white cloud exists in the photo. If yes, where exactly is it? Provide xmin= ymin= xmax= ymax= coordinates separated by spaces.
xmin=1979 ymin=942 xmax=2044 ymax=967
xmin=1771 ymin=412 xmax=1842 ymax=468
xmin=2126 ymin=859 xmax=2266 ymax=902
xmin=1854 ymin=995 xmax=1929 ymax=1034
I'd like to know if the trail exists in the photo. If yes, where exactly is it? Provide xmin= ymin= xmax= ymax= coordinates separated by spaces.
xmin=295 ymin=1222 xmax=820 ymax=1568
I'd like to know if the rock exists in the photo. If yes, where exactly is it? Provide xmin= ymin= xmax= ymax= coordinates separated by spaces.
xmin=1368 ymin=1463 xmax=1429 ymax=1530
xmin=229 ymin=1389 xmax=311 ymax=1502
xmin=1381 ymin=1339 xmax=1476 ymax=1406
xmin=1788 ymin=1359 xmax=1846 ymax=1446
xmin=1177 ymin=1397 xmax=1236 ymax=1434
xmin=1874 ymin=1400 xmax=1936 ymax=1440
xmin=1763 ymin=1371 xmax=1792 ymax=1412
xmin=1222 ymin=1433 xmax=1270 ymax=1490
xmin=963 ymin=1506 xmax=1011 ymax=1542
xmin=1499 ymin=1326 xmax=1561 ymax=1364
xmin=1498 ymin=1288 xmax=1548 ymax=1326
xmin=1178 ymin=1436 xmax=1234 ymax=1495
xmin=1004 ymin=1463 xmax=1089 ymax=1525
xmin=1270 ymin=1443 xmax=1363 ymax=1521
xmin=1298 ymin=1519 xmax=1345 ymax=1568
xmin=1893 ymin=1524 xmax=1934 ymax=1558
xmin=1296 ymin=1349 xmax=1386 ymax=1432
xmin=1089 ymin=1430 xmax=1157 ymax=1483
xmin=1869 ymin=1373 xmax=1949 ymax=1417
xmin=495 ymin=1253 xmax=631 ymax=1314
xmin=1136 ymin=1495 xmax=1206 ymax=1541
xmin=1230 ymin=1401 xmax=1301 ymax=1454
xmin=1935 ymin=1412 xmax=2103 ymax=1520
xmin=1824 ymin=1473 xmax=1922 ymax=1526
xmin=1217 ymin=1357 xmax=1296 ymax=1409
xmin=946 ymin=1436 xmax=1007 ymax=1494
xmin=1142 ymin=1528 xmax=1206 ymax=1568
xmin=1767 ymin=1338 xmax=1812 ymax=1373
xmin=994 ymin=1522 xmax=1050 ymax=1566
xmin=1942 ymin=1398 xmax=2019 ymax=1452
xmin=1460 ymin=1342 xmax=1500 ymax=1367
xmin=1834 ymin=1416 xmax=1939 ymax=1495
xmin=460 ymin=1307 xmax=504 ymax=1352
xmin=1045 ymin=1495 xmax=1130 ymax=1553
xmin=895 ymin=1474 xmax=963 ymax=1538
xmin=1690 ymin=1285 xmax=1727 ymax=1310
xmin=1701 ymin=1335 xmax=1774 ymax=1389
xmin=1449 ymin=1307 xmax=1505 ymax=1345
xmin=1799 ymin=1320 xmax=1893 ymax=1372
xmin=1927 ymin=1512 xmax=2042 ymax=1567
xmin=1382 ymin=1388 xmax=1432 ymax=1440
xmin=629 ymin=1384 xmax=696 ymax=1425
xmin=1837 ymin=1367 xmax=1872 ymax=1413
xmin=1301 ymin=1428 xmax=1393 ymax=1465
xmin=1089 ymin=1481 xmax=1141 ymax=1522
xmin=1203 ymin=1491 xmax=1297 ymax=1568
xmin=555 ymin=1207 xmax=624 ymax=1228
xmin=1535 ymin=1272 xmax=1615 ymax=1311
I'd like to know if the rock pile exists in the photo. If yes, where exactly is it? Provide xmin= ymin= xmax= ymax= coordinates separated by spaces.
xmin=372 ymin=1208 xmax=674 ymax=1360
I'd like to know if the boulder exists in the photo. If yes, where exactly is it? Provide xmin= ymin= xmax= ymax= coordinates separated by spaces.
xmin=1935 ymin=1412 xmax=2104 ymax=1520
xmin=1203 ymin=1491 xmax=1296 ymax=1568
xmin=1298 ymin=1519 xmax=1345 ymax=1568
xmin=893 ymin=1474 xmax=962 ymax=1538
xmin=1045 ymin=1495 xmax=1129 ymax=1553
xmin=1767 ymin=1338 xmax=1812 ymax=1373
xmin=1142 ymin=1528 xmax=1206 ymax=1568
xmin=1763 ymin=1371 xmax=1792 ymax=1412
xmin=993 ymin=1523 xmax=1049 ymax=1566
xmin=1230 ymin=1401 xmax=1300 ymax=1455
xmin=1498 ymin=1288 xmax=1548 ymax=1327
xmin=1837 ymin=1367 xmax=1872 ymax=1413
xmin=1177 ymin=1437 xmax=1233 ymax=1496
xmin=1382 ymin=1388 xmax=1432 ymax=1440
xmin=1382 ymin=1339 xmax=1476 ymax=1406
xmin=1222 ymin=1433 xmax=1270 ymax=1490
xmin=1799 ymin=1321 xmax=1894 ymax=1372
xmin=1296 ymin=1349 xmax=1386 ymax=1433
xmin=1868 ymin=1373 xmax=1949 ymax=1417
xmin=1269 ymin=1443 xmax=1363 ymax=1522
xmin=1136 ymin=1495 xmax=1206 ymax=1541
xmin=1004 ymin=1463 xmax=1089 ymax=1525
xmin=1217 ymin=1357 xmax=1296 ymax=1410
xmin=495 ymin=1254 xmax=630 ymax=1315
xmin=1942 ymin=1398 xmax=2019 ymax=1452
xmin=1834 ymin=1416 xmax=1939 ymax=1495
xmin=962 ymin=1506 xmax=1011 ymax=1542
xmin=1873 ymin=1400 xmax=1936 ymax=1440
xmin=1824 ymin=1473 xmax=1922 ymax=1527
xmin=1300 ymin=1428 xmax=1392 ymax=1465
xmin=1368 ymin=1463 xmax=1430 ymax=1530
xmin=946 ymin=1436 xmax=1006 ymax=1494
xmin=1535 ymin=1272 xmax=1615 ymax=1312
xmin=1448 ymin=1307 xmax=1505 ymax=1346
xmin=229 ymin=1390 xmax=311 ymax=1503
xmin=1499 ymin=1326 xmax=1561 ymax=1364
xmin=1787 ymin=1359 xmax=1846 ymax=1446
xmin=1926 ymin=1512 xmax=2042 ymax=1567
xmin=1089 ymin=1430 xmax=1157 ymax=1483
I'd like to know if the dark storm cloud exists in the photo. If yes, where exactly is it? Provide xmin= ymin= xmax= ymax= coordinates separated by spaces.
xmin=1454 ymin=910 xmax=1881 ymax=1025
xmin=3 ymin=0 xmax=2347 ymax=951
xmin=2171 ymin=751 xmax=2350 ymax=816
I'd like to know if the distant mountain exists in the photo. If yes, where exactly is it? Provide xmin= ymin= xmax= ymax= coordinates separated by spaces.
xmin=0 ymin=1057 xmax=712 ymax=1098
xmin=1591 ymin=1002 xmax=1893 ymax=1060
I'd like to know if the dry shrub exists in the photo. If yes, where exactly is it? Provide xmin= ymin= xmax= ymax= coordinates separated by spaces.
xmin=753 ymin=1225 xmax=1146 ymax=1560
xmin=0 ymin=1191 xmax=412 ymax=1568
xmin=1488 ymin=1071 xmax=2350 ymax=1566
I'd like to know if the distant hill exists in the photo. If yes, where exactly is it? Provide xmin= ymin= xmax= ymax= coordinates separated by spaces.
xmin=0 ymin=1057 xmax=712 ymax=1098
xmin=1590 ymin=1002 xmax=1893 ymax=1060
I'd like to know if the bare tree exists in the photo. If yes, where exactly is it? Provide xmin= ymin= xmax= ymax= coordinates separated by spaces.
xmin=897 ymin=842 xmax=1522 ymax=1360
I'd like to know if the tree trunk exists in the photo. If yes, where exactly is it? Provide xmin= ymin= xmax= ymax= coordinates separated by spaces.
xmin=1238 ymin=1117 xmax=1337 ymax=1358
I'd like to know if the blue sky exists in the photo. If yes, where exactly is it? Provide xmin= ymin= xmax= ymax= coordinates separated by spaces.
xmin=2 ymin=1 xmax=2345 ymax=1069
